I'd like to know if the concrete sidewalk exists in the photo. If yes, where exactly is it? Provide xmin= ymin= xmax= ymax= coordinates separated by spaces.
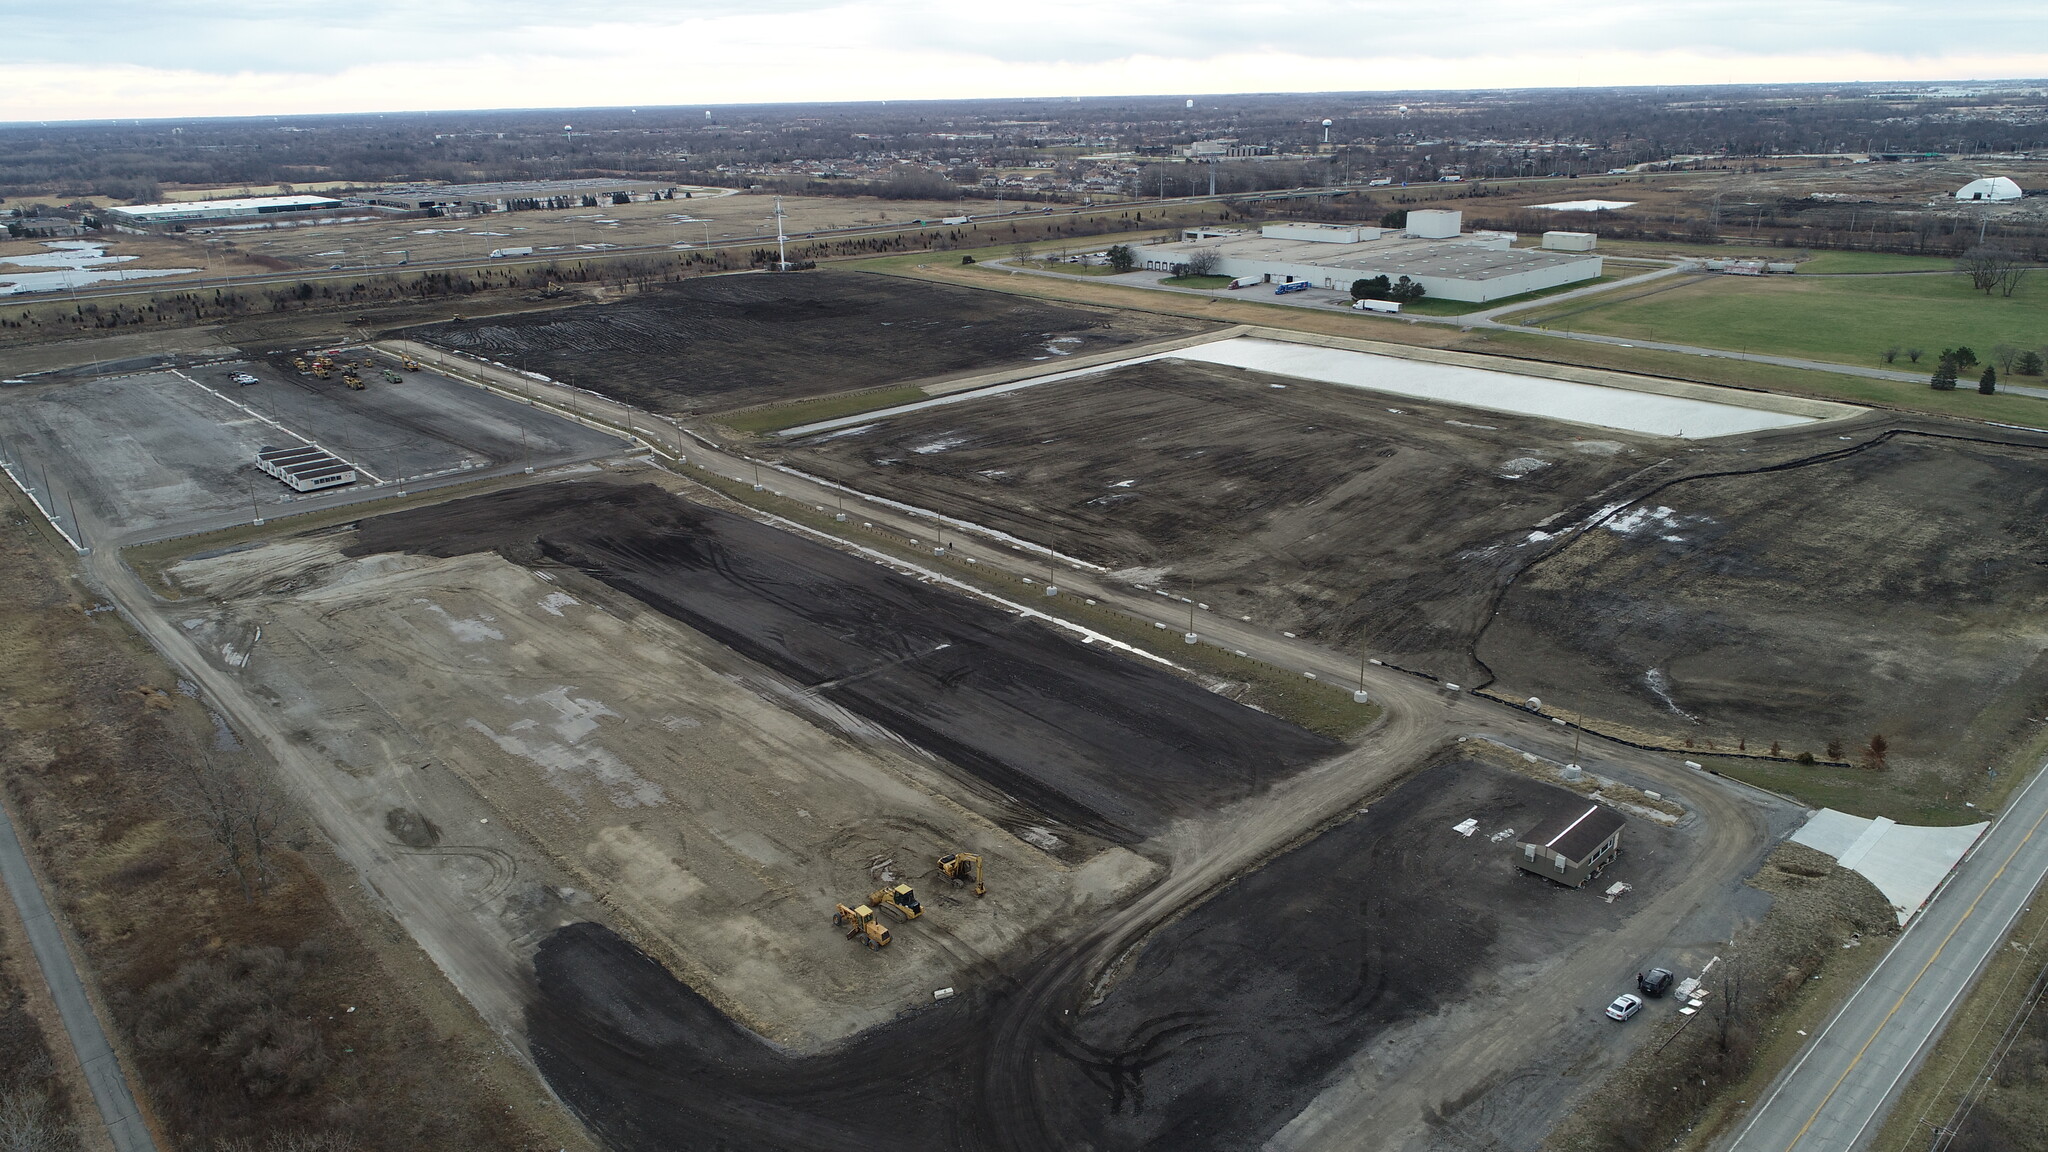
xmin=0 ymin=801 xmax=156 ymax=1151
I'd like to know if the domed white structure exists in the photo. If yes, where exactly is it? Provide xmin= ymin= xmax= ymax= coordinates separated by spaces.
xmin=1955 ymin=176 xmax=2023 ymax=202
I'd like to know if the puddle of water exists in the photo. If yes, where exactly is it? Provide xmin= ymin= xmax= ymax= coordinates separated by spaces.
xmin=0 ymin=241 xmax=195 ymax=296
xmin=1171 ymin=338 xmax=1818 ymax=438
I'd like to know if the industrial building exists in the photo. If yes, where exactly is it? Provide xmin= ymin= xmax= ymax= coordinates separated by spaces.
xmin=1127 ymin=211 xmax=1602 ymax=303
xmin=366 ymin=179 xmax=682 ymax=215
xmin=1513 ymin=802 xmax=1625 ymax=888
xmin=1955 ymin=176 xmax=2023 ymax=202
xmin=256 ymin=445 xmax=357 ymax=493
xmin=102 ymin=195 xmax=349 ymax=228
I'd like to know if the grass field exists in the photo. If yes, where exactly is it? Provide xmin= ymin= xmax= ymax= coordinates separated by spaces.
xmin=850 ymin=249 xmax=2048 ymax=426
xmin=1798 ymin=251 xmax=1961 ymax=273
xmin=1538 ymin=268 xmax=2046 ymax=369
xmin=1010 ymin=259 xmax=1125 ymax=277
xmin=717 ymin=385 xmax=930 ymax=434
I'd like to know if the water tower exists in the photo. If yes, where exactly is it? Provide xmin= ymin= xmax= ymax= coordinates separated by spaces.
xmin=1322 ymin=119 xmax=1334 ymax=144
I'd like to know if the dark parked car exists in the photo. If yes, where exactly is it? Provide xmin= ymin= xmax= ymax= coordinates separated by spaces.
xmin=1638 ymin=968 xmax=1675 ymax=998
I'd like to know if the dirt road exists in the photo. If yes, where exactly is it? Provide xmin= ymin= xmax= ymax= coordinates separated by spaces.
xmin=69 ymin=348 xmax=1807 ymax=1150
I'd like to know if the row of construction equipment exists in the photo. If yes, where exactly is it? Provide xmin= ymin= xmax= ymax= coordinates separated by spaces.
xmin=833 ymin=852 xmax=984 ymax=952
xmin=290 ymin=351 xmax=421 ymax=391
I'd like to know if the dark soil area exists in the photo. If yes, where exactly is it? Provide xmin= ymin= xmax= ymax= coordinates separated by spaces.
xmin=780 ymin=357 xmax=1672 ymax=680
xmin=523 ymin=761 xmax=1689 ymax=1152
xmin=1039 ymin=760 xmax=1684 ymax=1150
xmin=400 ymin=271 xmax=1207 ymax=415
xmin=1480 ymin=432 xmax=2048 ymax=782
xmin=347 ymin=478 xmax=1336 ymax=843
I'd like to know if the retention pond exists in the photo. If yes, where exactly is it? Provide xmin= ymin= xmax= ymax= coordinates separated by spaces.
xmin=784 ymin=336 xmax=1825 ymax=440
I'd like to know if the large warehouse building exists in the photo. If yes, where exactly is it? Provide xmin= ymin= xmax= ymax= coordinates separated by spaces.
xmin=1128 ymin=211 xmax=1603 ymax=302
xmin=366 ymin=179 xmax=681 ymax=214
xmin=101 ymin=194 xmax=349 ymax=228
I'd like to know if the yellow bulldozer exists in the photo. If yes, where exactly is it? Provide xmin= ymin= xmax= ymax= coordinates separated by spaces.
xmin=834 ymin=903 xmax=891 ymax=950
xmin=341 ymin=370 xmax=365 ymax=391
xmin=868 ymin=883 xmax=923 ymax=921
xmin=400 ymin=357 xmax=421 ymax=372
xmin=938 ymin=852 xmax=986 ymax=897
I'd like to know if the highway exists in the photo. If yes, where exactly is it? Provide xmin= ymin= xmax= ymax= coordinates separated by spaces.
xmin=1723 ymin=759 xmax=2048 ymax=1152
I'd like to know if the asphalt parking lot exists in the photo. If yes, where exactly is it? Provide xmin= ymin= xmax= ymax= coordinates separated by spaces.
xmin=0 ymin=358 xmax=621 ymax=544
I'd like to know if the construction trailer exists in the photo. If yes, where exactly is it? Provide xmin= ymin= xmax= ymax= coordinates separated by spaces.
xmin=256 ymin=445 xmax=357 ymax=493
xmin=1513 ymin=802 xmax=1625 ymax=888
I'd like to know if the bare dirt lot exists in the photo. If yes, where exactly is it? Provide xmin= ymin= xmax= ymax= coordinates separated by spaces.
xmin=220 ymin=192 xmax=1017 ymax=269
xmin=1479 ymin=430 xmax=2048 ymax=785
xmin=777 ymin=355 xmax=1688 ymax=678
xmin=164 ymin=515 xmax=1155 ymax=1050
xmin=524 ymin=758 xmax=1699 ymax=1152
xmin=345 ymin=478 xmax=1338 ymax=844
xmin=400 ymin=270 xmax=1208 ymax=415
xmin=0 ymin=358 xmax=620 ymax=544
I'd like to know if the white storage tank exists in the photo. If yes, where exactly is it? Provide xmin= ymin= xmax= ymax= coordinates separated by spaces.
xmin=1542 ymin=231 xmax=1598 ymax=252
xmin=1405 ymin=209 xmax=1462 ymax=239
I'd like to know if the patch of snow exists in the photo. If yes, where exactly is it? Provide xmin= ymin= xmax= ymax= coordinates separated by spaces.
xmin=415 ymin=599 xmax=506 ymax=642
xmin=911 ymin=436 xmax=968 ymax=455
xmin=537 ymin=592 xmax=580 ymax=617
xmin=1497 ymin=456 xmax=1551 ymax=479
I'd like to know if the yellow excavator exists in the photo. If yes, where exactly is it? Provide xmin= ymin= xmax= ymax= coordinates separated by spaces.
xmin=400 ymin=356 xmax=421 ymax=372
xmin=834 ymin=903 xmax=891 ymax=950
xmin=869 ymin=883 xmax=923 ymax=921
xmin=938 ymin=852 xmax=986 ymax=897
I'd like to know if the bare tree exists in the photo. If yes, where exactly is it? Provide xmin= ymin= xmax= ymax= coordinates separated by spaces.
xmin=169 ymin=755 xmax=285 ymax=902
xmin=1183 ymin=248 xmax=1222 ymax=277
xmin=0 ymin=1085 xmax=76 ymax=1152
xmin=1957 ymin=246 xmax=2026 ymax=297
xmin=1992 ymin=343 xmax=2021 ymax=373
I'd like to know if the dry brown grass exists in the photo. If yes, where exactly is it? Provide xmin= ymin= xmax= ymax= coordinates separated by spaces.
xmin=1545 ymin=844 xmax=1897 ymax=1152
xmin=0 ymin=483 xmax=585 ymax=1151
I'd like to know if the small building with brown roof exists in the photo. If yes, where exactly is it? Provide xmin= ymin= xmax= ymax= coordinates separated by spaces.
xmin=1514 ymin=801 xmax=1625 ymax=888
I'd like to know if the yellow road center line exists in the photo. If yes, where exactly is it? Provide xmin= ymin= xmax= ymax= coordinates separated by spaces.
xmin=1781 ymin=802 xmax=2048 ymax=1150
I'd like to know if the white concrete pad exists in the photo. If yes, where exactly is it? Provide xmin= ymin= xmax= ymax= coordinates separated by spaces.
xmin=1791 ymin=808 xmax=1988 ymax=923
xmin=1171 ymin=338 xmax=1817 ymax=438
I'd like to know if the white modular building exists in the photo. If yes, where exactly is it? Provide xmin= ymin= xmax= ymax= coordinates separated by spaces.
xmin=257 ymin=445 xmax=357 ymax=492
xmin=1128 ymin=213 xmax=1602 ymax=303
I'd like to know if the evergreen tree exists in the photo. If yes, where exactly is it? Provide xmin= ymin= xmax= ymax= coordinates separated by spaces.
xmin=1979 ymin=365 xmax=1997 ymax=394
xmin=1931 ymin=356 xmax=1958 ymax=391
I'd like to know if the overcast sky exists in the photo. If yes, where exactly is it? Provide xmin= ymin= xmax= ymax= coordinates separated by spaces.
xmin=4 ymin=1 xmax=2046 ymax=121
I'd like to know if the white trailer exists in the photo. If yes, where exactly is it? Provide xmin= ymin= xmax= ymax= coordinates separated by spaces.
xmin=488 ymin=246 xmax=535 ymax=259
xmin=1353 ymin=299 xmax=1401 ymax=313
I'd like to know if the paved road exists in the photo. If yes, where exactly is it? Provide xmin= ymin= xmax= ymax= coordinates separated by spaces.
xmin=0 ymin=801 xmax=156 ymax=1151
xmin=1723 ymin=759 xmax=2048 ymax=1152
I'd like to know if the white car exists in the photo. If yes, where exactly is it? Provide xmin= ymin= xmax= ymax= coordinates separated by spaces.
xmin=230 ymin=373 xmax=260 ymax=386
xmin=1605 ymin=993 xmax=1643 ymax=1021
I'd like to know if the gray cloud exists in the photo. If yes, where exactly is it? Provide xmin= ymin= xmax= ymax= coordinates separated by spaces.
xmin=1 ymin=0 xmax=2042 ymax=88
